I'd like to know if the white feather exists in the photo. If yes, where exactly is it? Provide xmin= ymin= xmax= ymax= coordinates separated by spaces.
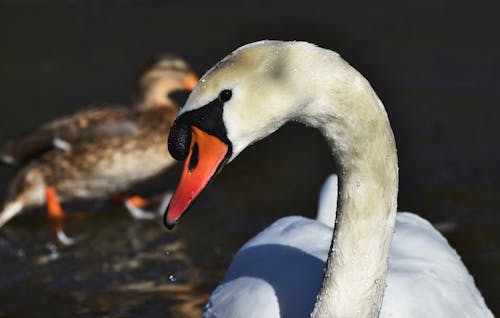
xmin=178 ymin=41 xmax=493 ymax=317
xmin=205 ymin=201 xmax=492 ymax=317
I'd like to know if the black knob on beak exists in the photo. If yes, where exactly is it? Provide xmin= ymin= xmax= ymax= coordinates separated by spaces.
xmin=168 ymin=118 xmax=191 ymax=161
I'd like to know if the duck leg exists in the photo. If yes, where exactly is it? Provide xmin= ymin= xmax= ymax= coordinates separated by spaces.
xmin=45 ymin=187 xmax=75 ymax=246
xmin=124 ymin=192 xmax=173 ymax=220
xmin=45 ymin=187 xmax=64 ymax=219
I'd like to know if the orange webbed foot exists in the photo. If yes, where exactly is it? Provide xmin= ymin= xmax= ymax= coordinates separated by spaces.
xmin=126 ymin=195 xmax=150 ymax=208
xmin=124 ymin=195 xmax=157 ymax=220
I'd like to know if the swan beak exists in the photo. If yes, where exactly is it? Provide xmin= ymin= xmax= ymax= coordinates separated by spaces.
xmin=164 ymin=126 xmax=229 ymax=229
xmin=183 ymin=72 xmax=199 ymax=91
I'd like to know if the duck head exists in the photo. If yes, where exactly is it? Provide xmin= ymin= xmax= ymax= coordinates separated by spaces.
xmin=133 ymin=54 xmax=198 ymax=109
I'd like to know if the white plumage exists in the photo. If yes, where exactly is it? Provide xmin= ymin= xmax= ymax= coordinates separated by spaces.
xmin=204 ymin=175 xmax=492 ymax=318
xmin=166 ymin=40 xmax=492 ymax=317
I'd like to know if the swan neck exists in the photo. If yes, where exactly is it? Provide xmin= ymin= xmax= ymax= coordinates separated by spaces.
xmin=302 ymin=61 xmax=398 ymax=317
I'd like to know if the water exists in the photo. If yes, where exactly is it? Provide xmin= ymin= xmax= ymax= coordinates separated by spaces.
xmin=0 ymin=1 xmax=499 ymax=316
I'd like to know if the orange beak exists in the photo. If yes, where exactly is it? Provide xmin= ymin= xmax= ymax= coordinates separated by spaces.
xmin=183 ymin=71 xmax=199 ymax=91
xmin=165 ymin=126 xmax=229 ymax=229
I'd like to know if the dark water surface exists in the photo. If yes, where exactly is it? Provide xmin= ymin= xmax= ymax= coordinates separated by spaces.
xmin=0 ymin=1 xmax=499 ymax=316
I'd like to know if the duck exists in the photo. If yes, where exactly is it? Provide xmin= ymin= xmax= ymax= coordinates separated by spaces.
xmin=0 ymin=54 xmax=198 ymax=230
xmin=162 ymin=41 xmax=493 ymax=317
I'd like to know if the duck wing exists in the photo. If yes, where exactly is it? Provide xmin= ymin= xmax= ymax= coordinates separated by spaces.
xmin=0 ymin=104 xmax=132 ymax=165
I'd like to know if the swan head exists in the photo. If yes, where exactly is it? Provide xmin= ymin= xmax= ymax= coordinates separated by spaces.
xmin=163 ymin=40 xmax=361 ymax=228
xmin=164 ymin=41 xmax=314 ymax=228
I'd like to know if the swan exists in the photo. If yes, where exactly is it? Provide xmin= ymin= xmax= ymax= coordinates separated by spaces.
xmin=163 ymin=41 xmax=493 ymax=317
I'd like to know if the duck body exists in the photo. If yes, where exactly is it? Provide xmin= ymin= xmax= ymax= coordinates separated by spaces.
xmin=7 ymin=106 xmax=176 ymax=204
xmin=1 ymin=105 xmax=129 ymax=165
xmin=204 ymin=213 xmax=491 ymax=318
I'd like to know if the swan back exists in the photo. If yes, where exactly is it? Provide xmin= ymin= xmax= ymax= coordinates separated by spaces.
xmin=382 ymin=212 xmax=493 ymax=317
xmin=203 ymin=212 xmax=493 ymax=318
xmin=204 ymin=216 xmax=332 ymax=318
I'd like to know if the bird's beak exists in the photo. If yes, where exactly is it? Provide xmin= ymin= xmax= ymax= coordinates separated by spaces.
xmin=183 ymin=72 xmax=199 ymax=91
xmin=164 ymin=126 xmax=229 ymax=229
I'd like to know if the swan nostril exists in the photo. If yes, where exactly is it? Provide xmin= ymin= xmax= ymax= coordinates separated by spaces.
xmin=188 ymin=142 xmax=199 ymax=171
xmin=168 ymin=120 xmax=191 ymax=161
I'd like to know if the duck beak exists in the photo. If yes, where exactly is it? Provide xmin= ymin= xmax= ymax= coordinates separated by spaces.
xmin=183 ymin=72 xmax=199 ymax=91
xmin=164 ymin=126 xmax=229 ymax=229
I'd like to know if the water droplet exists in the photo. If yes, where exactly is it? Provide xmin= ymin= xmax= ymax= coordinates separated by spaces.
xmin=45 ymin=242 xmax=59 ymax=260
xmin=168 ymin=274 xmax=177 ymax=283
xmin=16 ymin=249 xmax=25 ymax=257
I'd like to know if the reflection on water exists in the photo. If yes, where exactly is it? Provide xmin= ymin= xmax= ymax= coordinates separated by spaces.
xmin=0 ymin=209 xmax=206 ymax=317
xmin=1 ymin=1 xmax=499 ymax=316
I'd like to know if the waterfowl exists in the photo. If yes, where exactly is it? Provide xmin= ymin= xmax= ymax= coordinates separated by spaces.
xmin=0 ymin=55 xmax=197 ymax=229
xmin=163 ymin=41 xmax=493 ymax=317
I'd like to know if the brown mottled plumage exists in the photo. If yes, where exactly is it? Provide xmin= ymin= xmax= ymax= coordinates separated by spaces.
xmin=0 ymin=55 xmax=197 ymax=227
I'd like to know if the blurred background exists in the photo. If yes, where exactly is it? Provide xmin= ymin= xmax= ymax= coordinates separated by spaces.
xmin=0 ymin=0 xmax=499 ymax=316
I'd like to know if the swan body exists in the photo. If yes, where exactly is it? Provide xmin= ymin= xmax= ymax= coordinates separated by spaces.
xmin=163 ymin=41 xmax=492 ymax=317
xmin=203 ymin=175 xmax=492 ymax=317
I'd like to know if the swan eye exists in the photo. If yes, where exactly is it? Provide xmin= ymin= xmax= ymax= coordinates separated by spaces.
xmin=218 ymin=89 xmax=232 ymax=103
